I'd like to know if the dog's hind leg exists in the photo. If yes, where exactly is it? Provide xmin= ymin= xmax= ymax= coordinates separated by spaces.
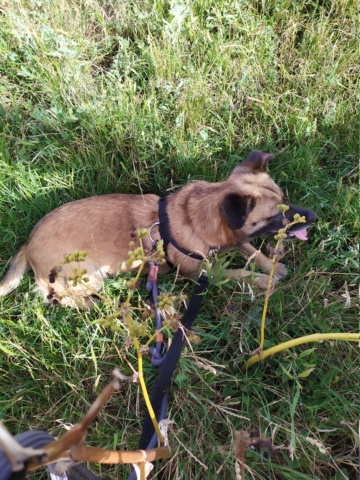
xmin=35 ymin=267 xmax=106 ymax=309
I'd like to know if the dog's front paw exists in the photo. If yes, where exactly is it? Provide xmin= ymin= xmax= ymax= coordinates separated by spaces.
xmin=253 ymin=273 xmax=282 ymax=290
xmin=253 ymin=274 xmax=270 ymax=290
xmin=255 ymin=263 xmax=287 ymax=288
xmin=273 ymin=262 xmax=287 ymax=280
xmin=227 ymin=269 xmax=284 ymax=290
xmin=256 ymin=264 xmax=287 ymax=289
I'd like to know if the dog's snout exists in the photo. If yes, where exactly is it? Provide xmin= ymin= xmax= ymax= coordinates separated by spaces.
xmin=307 ymin=209 xmax=317 ymax=223
xmin=286 ymin=204 xmax=317 ymax=225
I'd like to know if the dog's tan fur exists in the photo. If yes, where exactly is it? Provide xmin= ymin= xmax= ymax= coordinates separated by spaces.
xmin=0 ymin=151 xmax=315 ymax=306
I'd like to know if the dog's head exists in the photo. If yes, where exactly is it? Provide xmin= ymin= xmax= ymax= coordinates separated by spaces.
xmin=220 ymin=151 xmax=316 ymax=243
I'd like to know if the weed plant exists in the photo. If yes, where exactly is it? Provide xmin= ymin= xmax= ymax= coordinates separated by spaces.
xmin=0 ymin=1 xmax=358 ymax=479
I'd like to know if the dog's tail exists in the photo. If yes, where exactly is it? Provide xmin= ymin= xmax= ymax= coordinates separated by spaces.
xmin=0 ymin=246 xmax=29 ymax=296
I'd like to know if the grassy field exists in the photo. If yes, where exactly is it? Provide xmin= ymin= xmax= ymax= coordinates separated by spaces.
xmin=0 ymin=0 xmax=358 ymax=479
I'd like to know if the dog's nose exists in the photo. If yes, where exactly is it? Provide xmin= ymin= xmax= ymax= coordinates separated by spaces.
xmin=286 ymin=204 xmax=317 ymax=225
xmin=307 ymin=209 xmax=317 ymax=223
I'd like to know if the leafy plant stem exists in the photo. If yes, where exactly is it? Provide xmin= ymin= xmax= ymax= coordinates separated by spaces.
xmin=259 ymin=250 xmax=278 ymax=350
xmin=259 ymin=212 xmax=305 ymax=351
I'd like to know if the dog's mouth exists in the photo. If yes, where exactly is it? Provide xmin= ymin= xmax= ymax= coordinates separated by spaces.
xmin=283 ymin=206 xmax=316 ymax=241
xmin=248 ymin=207 xmax=316 ymax=242
xmin=287 ymin=227 xmax=309 ymax=241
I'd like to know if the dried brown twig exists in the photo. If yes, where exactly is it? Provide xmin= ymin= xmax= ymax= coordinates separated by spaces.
xmin=0 ymin=369 xmax=171 ymax=479
xmin=234 ymin=429 xmax=276 ymax=478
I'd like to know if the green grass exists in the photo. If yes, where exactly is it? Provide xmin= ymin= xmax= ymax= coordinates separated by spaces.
xmin=0 ymin=0 xmax=358 ymax=478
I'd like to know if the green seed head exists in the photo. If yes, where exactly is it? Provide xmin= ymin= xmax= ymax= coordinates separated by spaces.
xmin=293 ymin=214 xmax=306 ymax=223
xmin=136 ymin=228 xmax=149 ymax=239
xmin=277 ymin=204 xmax=289 ymax=213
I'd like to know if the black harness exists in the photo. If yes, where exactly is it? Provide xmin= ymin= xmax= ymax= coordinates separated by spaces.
xmin=157 ymin=197 xmax=204 ymax=264
xmin=157 ymin=197 xmax=218 ymax=266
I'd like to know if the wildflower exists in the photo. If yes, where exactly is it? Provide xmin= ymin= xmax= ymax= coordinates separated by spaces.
xmin=152 ymin=239 xmax=167 ymax=265
xmin=69 ymin=268 xmax=88 ymax=286
xmin=141 ymin=302 xmax=155 ymax=319
xmin=277 ymin=204 xmax=289 ymax=213
xmin=274 ymin=231 xmax=287 ymax=241
xmin=136 ymin=228 xmax=149 ymax=239
xmin=163 ymin=313 xmax=181 ymax=332
xmin=129 ymin=322 xmax=148 ymax=338
xmin=127 ymin=246 xmax=146 ymax=265
xmin=62 ymin=251 xmax=88 ymax=264
xmin=157 ymin=292 xmax=176 ymax=317
xmin=188 ymin=331 xmax=201 ymax=344
xmin=293 ymin=213 xmax=306 ymax=223
xmin=126 ymin=278 xmax=139 ymax=290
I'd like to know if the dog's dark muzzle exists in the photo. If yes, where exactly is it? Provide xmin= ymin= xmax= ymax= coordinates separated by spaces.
xmin=285 ymin=204 xmax=317 ymax=240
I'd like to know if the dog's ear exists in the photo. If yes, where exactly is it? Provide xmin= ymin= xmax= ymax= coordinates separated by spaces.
xmin=220 ymin=193 xmax=256 ymax=230
xmin=234 ymin=150 xmax=274 ymax=173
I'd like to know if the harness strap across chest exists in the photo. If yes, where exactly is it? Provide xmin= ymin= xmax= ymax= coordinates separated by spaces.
xmin=157 ymin=197 xmax=211 ymax=263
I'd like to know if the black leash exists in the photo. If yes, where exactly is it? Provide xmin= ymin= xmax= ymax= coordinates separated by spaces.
xmin=138 ymin=271 xmax=209 ymax=449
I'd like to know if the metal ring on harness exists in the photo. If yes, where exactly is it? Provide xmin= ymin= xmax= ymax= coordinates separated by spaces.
xmin=148 ymin=222 xmax=160 ymax=248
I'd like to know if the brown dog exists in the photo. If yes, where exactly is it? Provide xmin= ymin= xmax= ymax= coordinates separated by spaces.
xmin=0 ymin=151 xmax=316 ymax=306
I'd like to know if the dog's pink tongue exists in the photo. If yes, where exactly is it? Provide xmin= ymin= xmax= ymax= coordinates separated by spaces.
xmin=292 ymin=228 xmax=308 ymax=240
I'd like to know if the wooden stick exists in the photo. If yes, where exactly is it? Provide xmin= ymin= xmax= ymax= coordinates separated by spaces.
xmin=71 ymin=443 xmax=171 ymax=464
